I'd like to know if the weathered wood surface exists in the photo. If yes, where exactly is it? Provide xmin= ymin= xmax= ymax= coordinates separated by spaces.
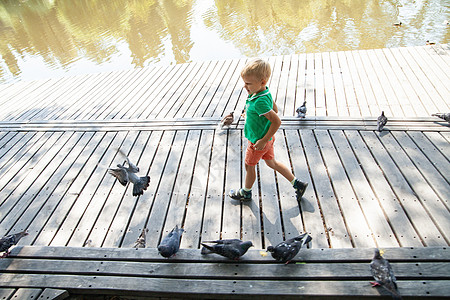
xmin=0 ymin=45 xmax=449 ymax=122
xmin=0 ymin=246 xmax=448 ymax=298
xmin=0 ymin=127 xmax=448 ymax=250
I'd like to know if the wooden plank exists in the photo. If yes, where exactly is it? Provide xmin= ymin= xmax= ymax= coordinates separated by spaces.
xmin=201 ymin=131 xmax=227 ymax=242
xmin=130 ymin=63 xmax=190 ymax=119
xmin=408 ymin=131 xmax=450 ymax=183
xmin=9 ymin=245 xmax=450 ymax=262
xmin=284 ymin=130 xmax=328 ymax=248
xmin=202 ymin=59 xmax=241 ymax=117
xmin=389 ymin=47 xmax=437 ymax=115
xmin=191 ymin=59 xmax=234 ymax=118
xmin=216 ymin=60 xmax=246 ymax=120
xmin=257 ymin=142 xmax=284 ymax=247
xmin=0 ymin=132 xmax=66 ymax=224
xmin=305 ymin=53 xmax=316 ymax=116
xmin=272 ymin=55 xmax=290 ymax=115
xmin=366 ymin=49 xmax=403 ymax=117
xmin=84 ymin=69 xmax=146 ymax=120
xmin=129 ymin=131 xmax=188 ymax=248
xmin=6 ymin=132 xmax=90 ymax=237
xmin=344 ymin=51 xmax=370 ymax=116
xmin=39 ymin=288 xmax=69 ymax=300
xmin=329 ymin=130 xmax=399 ymax=248
xmin=313 ymin=53 xmax=326 ymax=116
xmin=0 ymin=273 xmax=448 ymax=298
xmin=241 ymin=132 xmax=262 ymax=249
xmin=399 ymin=47 xmax=449 ymax=112
xmin=351 ymin=50 xmax=378 ymax=116
xmin=300 ymin=130 xmax=352 ymax=248
xmin=321 ymin=52 xmax=338 ymax=116
xmin=68 ymin=71 xmax=131 ymax=120
xmin=272 ymin=130 xmax=303 ymax=241
xmin=102 ymin=131 xmax=164 ymax=248
xmin=66 ymin=131 xmax=141 ymax=247
xmin=162 ymin=130 xmax=201 ymax=244
xmin=284 ymin=54 xmax=299 ymax=116
xmin=48 ymin=132 xmax=126 ymax=246
xmin=329 ymin=51 xmax=349 ymax=117
xmin=222 ymin=130 xmax=243 ymax=240
xmin=0 ymin=132 xmax=34 ymax=173
xmin=173 ymin=61 xmax=219 ymax=119
xmin=314 ymin=130 xmax=374 ymax=248
xmin=400 ymin=131 xmax=450 ymax=209
xmin=183 ymin=60 xmax=229 ymax=118
xmin=422 ymin=45 xmax=450 ymax=81
xmin=360 ymin=131 xmax=447 ymax=246
xmin=43 ymin=73 xmax=106 ymax=121
xmin=9 ymin=288 xmax=42 ymax=299
xmin=181 ymin=130 xmax=214 ymax=249
xmin=381 ymin=132 xmax=450 ymax=241
xmin=117 ymin=131 xmax=176 ymax=248
xmin=31 ymin=132 xmax=107 ymax=246
xmin=344 ymin=130 xmax=422 ymax=247
xmin=2 ymin=258 xmax=450 ymax=280
xmin=0 ymin=288 xmax=15 ymax=299
xmin=50 ymin=72 xmax=116 ymax=120
xmin=337 ymin=51 xmax=360 ymax=117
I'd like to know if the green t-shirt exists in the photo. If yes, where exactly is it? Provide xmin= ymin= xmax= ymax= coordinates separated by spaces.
xmin=244 ymin=87 xmax=273 ymax=143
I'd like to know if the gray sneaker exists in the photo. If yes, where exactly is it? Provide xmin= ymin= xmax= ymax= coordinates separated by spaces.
xmin=293 ymin=179 xmax=308 ymax=200
xmin=229 ymin=188 xmax=252 ymax=201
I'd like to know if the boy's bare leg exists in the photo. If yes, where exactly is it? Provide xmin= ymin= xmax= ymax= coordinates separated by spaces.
xmin=245 ymin=163 xmax=257 ymax=189
xmin=264 ymin=159 xmax=294 ymax=182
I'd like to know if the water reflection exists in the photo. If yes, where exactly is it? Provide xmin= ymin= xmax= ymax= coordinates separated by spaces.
xmin=0 ymin=0 xmax=448 ymax=83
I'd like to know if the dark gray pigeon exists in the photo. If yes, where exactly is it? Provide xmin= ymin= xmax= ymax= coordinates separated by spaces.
xmin=370 ymin=249 xmax=402 ymax=300
xmin=201 ymin=239 xmax=253 ymax=260
xmin=377 ymin=111 xmax=388 ymax=132
xmin=108 ymin=150 xmax=150 ymax=196
xmin=296 ymin=101 xmax=307 ymax=118
xmin=133 ymin=228 xmax=148 ymax=248
xmin=267 ymin=233 xmax=312 ymax=264
xmin=432 ymin=113 xmax=450 ymax=123
xmin=158 ymin=225 xmax=184 ymax=258
xmin=220 ymin=112 xmax=234 ymax=129
xmin=0 ymin=231 xmax=28 ymax=258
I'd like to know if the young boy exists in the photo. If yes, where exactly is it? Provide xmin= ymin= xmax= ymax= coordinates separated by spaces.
xmin=229 ymin=58 xmax=308 ymax=201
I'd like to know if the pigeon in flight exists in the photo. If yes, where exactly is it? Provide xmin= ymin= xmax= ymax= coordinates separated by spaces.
xmin=377 ymin=111 xmax=388 ymax=132
xmin=133 ymin=228 xmax=148 ymax=248
xmin=370 ymin=249 xmax=402 ymax=300
xmin=219 ymin=112 xmax=234 ymax=129
xmin=108 ymin=149 xmax=150 ymax=196
xmin=296 ymin=101 xmax=307 ymax=118
xmin=267 ymin=233 xmax=312 ymax=264
xmin=432 ymin=113 xmax=450 ymax=123
xmin=158 ymin=225 xmax=184 ymax=258
xmin=201 ymin=239 xmax=253 ymax=260
xmin=0 ymin=231 xmax=28 ymax=258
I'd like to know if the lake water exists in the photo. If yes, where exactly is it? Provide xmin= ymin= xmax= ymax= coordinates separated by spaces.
xmin=0 ymin=0 xmax=448 ymax=83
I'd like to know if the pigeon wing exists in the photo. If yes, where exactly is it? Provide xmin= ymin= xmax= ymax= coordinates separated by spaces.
xmin=108 ymin=167 xmax=129 ymax=186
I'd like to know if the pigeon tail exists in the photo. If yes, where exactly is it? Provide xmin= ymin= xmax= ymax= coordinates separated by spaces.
xmin=132 ymin=176 xmax=150 ymax=196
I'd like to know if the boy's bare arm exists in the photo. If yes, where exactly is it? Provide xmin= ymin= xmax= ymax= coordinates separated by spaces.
xmin=273 ymin=101 xmax=278 ymax=113
xmin=253 ymin=110 xmax=281 ymax=150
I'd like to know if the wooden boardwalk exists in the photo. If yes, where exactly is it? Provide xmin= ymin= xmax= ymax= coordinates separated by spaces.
xmin=0 ymin=45 xmax=449 ymax=298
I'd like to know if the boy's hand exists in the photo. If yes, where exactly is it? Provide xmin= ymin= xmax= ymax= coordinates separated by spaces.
xmin=253 ymin=139 xmax=268 ymax=151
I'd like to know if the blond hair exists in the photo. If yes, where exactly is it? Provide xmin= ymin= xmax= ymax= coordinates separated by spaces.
xmin=241 ymin=58 xmax=271 ymax=82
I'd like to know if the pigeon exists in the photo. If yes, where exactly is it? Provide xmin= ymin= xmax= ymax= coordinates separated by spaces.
xmin=267 ymin=233 xmax=312 ymax=264
xmin=296 ymin=101 xmax=307 ymax=118
xmin=370 ymin=249 xmax=402 ymax=300
xmin=201 ymin=239 xmax=253 ymax=260
xmin=0 ymin=231 xmax=28 ymax=258
xmin=108 ymin=150 xmax=150 ymax=196
xmin=432 ymin=113 xmax=450 ymax=123
xmin=158 ymin=225 xmax=184 ymax=258
xmin=133 ymin=228 xmax=148 ymax=248
xmin=219 ymin=112 xmax=234 ymax=129
xmin=377 ymin=111 xmax=388 ymax=132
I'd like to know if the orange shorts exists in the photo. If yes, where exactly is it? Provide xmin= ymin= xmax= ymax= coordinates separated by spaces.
xmin=245 ymin=137 xmax=275 ymax=166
